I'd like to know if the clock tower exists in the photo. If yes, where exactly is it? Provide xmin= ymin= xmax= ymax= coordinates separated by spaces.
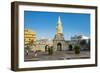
xmin=53 ymin=16 xmax=66 ymax=51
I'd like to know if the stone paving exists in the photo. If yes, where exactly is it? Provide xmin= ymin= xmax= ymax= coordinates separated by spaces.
xmin=24 ymin=50 xmax=90 ymax=61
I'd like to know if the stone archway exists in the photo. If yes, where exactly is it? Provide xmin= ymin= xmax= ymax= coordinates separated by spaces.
xmin=45 ymin=45 xmax=49 ymax=52
xmin=57 ymin=43 xmax=62 ymax=51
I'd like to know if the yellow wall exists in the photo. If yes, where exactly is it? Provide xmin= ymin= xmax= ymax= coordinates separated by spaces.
xmin=24 ymin=29 xmax=36 ymax=46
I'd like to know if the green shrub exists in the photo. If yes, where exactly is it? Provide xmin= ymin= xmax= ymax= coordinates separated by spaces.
xmin=74 ymin=45 xmax=80 ymax=54
xmin=48 ymin=47 xmax=53 ymax=55
xmin=69 ymin=44 xmax=73 ymax=51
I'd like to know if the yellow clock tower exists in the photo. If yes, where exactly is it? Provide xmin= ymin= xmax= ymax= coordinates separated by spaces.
xmin=56 ymin=16 xmax=63 ymax=34
xmin=53 ymin=16 xmax=66 ymax=51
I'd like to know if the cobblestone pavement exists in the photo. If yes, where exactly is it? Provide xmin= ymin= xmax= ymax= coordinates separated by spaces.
xmin=24 ymin=50 xmax=90 ymax=61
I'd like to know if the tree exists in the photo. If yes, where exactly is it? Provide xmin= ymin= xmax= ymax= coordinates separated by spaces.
xmin=79 ymin=40 xmax=87 ymax=50
xmin=48 ymin=46 xmax=53 ymax=55
xmin=74 ymin=45 xmax=80 ymax=54
xmin=29 ymin=40 xmax=35 ymax=46
xmin=25 ymin=45 xmax=30 ymax=50
xmin=80 ymin=40 xmax=87 ymax=46
xmin=25 ymin=45 xmax=30 ymax=55
xmin=69 ymin=44 xmax=73 ymax=51
xmin=87 ymin=39 xmax=90 ymax=51
xmin=28 ymin=40 xmax=36 ymax=52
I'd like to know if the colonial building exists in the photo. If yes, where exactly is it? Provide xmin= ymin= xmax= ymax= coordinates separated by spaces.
xmin=24 ymin=29 xmax=36 ymax=47
xmin=71 ymin=35 xmax=90 ymax=50
xmin=71 ymin=35 xmax=89 ymax=45
xmin=53 ymin=16 xmax=68 ymax=51
xmin=35 ymin=39 xmax=53 ymax=51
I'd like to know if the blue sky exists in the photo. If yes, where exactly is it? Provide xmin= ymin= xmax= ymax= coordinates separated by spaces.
xmin=24 ymin=11 xmax=90 ymax=40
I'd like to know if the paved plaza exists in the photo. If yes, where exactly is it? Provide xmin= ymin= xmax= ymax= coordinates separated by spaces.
xmin=24 ymin=50 xmax=90 ymax=61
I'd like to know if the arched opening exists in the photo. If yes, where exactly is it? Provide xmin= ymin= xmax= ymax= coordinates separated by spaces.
xmin=45 ymin=45 xmax=49 ymax=52
xmin=57 ymin=43 xmax=62 ymax=51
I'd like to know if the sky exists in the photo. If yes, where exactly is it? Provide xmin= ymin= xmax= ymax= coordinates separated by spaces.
xmin=24 ymin=11 xmax=90 ymax=40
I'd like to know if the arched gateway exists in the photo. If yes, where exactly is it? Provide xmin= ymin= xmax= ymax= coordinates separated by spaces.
xmin=53 ymin=16 xmax=66 ymax=51
xmin=57 ymin=43 xmax=62 ymax=51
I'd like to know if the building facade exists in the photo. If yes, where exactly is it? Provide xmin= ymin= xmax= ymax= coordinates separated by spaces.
xmin=24 ymin=29 xmax=36 ymax=47
xmin=71 ymin=35 xmax=90 ymax=50
xmin=35 ymin=39 xmax=53 ymax=52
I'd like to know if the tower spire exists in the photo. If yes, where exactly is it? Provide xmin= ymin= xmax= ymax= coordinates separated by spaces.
xmin=56 ymin=16 xmax=63 ymax=34
xmin=58 ymin=16 xmax=62 ymax=24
